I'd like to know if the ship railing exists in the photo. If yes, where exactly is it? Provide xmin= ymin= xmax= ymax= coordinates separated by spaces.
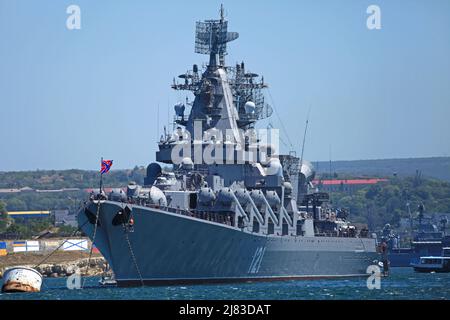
xmin=174 ymin=115 xmax=190 ymax=122
xmin=174 ymin=167 xmax=209 ymax=175
xmin=315 ymin=232 xmax=339 ymax=237
xmin=315 ymin=231 xmax=370 ymax=238
xmin=145 ymin=204 xmax=193 ymax=217
xmin=144 ymin=203 xmax=235 ymax=227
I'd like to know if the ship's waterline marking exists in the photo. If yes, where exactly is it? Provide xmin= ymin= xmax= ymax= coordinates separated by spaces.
xmin=66 ymin=5 xmax=81 ymax=30
xmin=367 ymin=5 xmax=381 ymax=30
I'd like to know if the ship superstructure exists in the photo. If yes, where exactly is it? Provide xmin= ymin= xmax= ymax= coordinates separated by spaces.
xmin=78 ymin=7 xmax=378 ymax=286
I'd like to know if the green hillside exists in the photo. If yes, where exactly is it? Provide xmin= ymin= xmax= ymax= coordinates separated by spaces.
xmin=1 ymin=158 xmax=450 ymax=235
xmin=0 ymin=167 xmax=146 ymax=190
xmin=315 ymin=157 xmax=450 ymax=182
xmin=329 ymin=176 xmax=450 ymax=230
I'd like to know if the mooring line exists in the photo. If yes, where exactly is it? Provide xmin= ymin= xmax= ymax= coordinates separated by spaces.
xmin=82 ymin=201 xmax=102 ymax=288
xmin=33 ymin=219 xmax=89 ymax=269
xmin=123 ymin=221 xmax=145 ymax=287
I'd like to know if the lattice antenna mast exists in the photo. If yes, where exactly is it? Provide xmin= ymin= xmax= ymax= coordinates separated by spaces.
xmin=195 ymin=5 xmax=239 ymax=69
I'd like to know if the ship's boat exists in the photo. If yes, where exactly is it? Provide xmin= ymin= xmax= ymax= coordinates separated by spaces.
xmin=78 ymin=6 xmax=379 ymax=286
xmin=384 ymin=211 xmax=450 ymax=267
xmin=412 ymin=247 xmax=450 ymax=273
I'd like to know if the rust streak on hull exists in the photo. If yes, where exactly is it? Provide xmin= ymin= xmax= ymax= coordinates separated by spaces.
xmin=1 ymin=281 xmax=40 ymax=293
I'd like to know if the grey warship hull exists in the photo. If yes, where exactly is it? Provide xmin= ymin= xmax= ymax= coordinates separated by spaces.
xmin=79 ymin=201 xmax=378 ymax=286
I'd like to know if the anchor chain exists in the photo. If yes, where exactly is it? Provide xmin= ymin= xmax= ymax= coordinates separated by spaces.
xmin=82 ymin=200 xmax=102 ymax=288
xmin=123 ymin=218 xmax=145 ymax=287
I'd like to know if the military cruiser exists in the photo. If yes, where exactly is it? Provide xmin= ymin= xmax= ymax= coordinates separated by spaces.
xmin=78 ymin=7 xmax=379 ymax=286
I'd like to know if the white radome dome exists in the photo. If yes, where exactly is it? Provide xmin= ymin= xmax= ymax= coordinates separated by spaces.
xmin=148 ymin=186 xmax=167 ymax=206
xmin=265 ymin=157 xmax=283 ymax=176
xmin=181 ymin=157 xmax=194 ymax=170
xmin=244 ymin=101 xmax=256 ymax=114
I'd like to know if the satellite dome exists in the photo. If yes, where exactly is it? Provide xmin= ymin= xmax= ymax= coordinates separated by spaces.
xmin=148 ymin=186 xmax=167 ymax=206
xmin=244 ymin=101 xmax=256 ymax=114
xmin=265 ymin=157 xmax=283 ymax=176
xmin=181 ymin=157 xmax=194 ymax=170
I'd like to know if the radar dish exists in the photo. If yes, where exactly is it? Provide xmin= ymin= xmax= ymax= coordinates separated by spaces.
xmin=226 ymin=32 xmax=239 ymax=42
xmin=195 ymin=20 xmax=239 ymax=55
xmin=255 ymin=103 xmax=273 ymax=120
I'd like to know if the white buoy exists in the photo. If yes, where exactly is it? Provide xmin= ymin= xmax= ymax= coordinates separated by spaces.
xmin=1 ymin=266 xmax=43 ymax=293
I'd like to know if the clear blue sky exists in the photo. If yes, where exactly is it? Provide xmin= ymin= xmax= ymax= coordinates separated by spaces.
xmin=1 ymin=0 xmax=449 ymax=171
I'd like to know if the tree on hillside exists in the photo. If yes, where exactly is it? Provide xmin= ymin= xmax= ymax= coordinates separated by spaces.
xmin=0 ymin=201 xmax=13 ymax=233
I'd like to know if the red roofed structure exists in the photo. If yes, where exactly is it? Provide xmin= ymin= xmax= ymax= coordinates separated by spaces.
xmin=312 ymin=178 xmax=388 ymax=192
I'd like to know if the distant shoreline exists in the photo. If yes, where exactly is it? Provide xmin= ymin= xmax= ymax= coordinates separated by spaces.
xmin=0 ymin=251 xmax=105 ymax=279
xmin=1 ymin=156 xmax=449 ymax=173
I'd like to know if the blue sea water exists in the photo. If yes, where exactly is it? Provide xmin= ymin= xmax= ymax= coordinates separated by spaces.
xmin=0 ymin=268 xmax=448 ymax=300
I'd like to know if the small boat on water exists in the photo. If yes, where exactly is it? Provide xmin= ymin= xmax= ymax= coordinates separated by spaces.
xmin=98 ymin=264 xmax=117 ymax=287
xmin=99 ymin=275 xmax=117 ymax=287
xmin=412 ymin=247 xmax=450 ymax=273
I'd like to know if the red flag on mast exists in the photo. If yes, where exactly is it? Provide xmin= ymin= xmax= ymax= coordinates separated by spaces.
xmin=100 ymin=159 xmax=113 ymax=174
